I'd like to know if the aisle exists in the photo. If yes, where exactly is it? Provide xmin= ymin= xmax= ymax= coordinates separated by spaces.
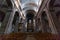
xmin=25 ymin=35 xmax=36 ymax=40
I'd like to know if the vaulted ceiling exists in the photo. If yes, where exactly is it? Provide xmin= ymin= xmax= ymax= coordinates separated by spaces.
xmin=20 ymin=0 xmax=43 ymax=12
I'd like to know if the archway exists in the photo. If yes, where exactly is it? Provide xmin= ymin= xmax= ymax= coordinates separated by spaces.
xmin=12 ymin=11 xmax=19 ymax=33
xmin=41 ymin=11 xmax=51 ymax=33
xmin=26 ymin=10 xmax=35 ymax=32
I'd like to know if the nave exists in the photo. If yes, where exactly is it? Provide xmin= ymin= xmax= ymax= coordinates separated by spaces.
xmin=0 ymin=0 xmax=60 ymax=40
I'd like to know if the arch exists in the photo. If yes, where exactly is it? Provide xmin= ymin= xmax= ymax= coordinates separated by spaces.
xmin=26 ymin=10 xmax=35 ymax=20
xmin=12 ymin=11 xmax=19 ymax=25
xmin=25 ymin=2 xmax=38 ymax=7
xmin=26 ymin=10 xmax=35 ymax=32
xmin=12 ymin=11 xmax=20 ymax=33
xmin=41 ymin=11 xmax=51 ymax=33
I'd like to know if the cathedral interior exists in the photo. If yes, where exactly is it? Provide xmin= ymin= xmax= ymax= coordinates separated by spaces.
xmin=0 ymin=0 xmax=60 ymax=40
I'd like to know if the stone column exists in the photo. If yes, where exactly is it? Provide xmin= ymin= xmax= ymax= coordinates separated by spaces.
xmin=4 ymin=9 xmax=16 ymax=34
xmin=0 ymin=11 xmax=12 ymax=34
xmin=35 ymin=18 xmax=40 ymax=32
